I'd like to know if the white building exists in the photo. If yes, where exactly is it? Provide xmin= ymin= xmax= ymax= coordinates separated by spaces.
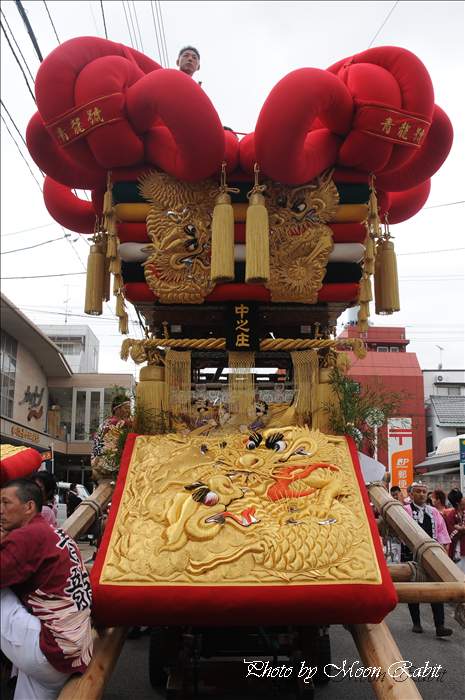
xmin=39 ymin=325 xmax=99 ymax=373
xmin=422 ymin=369 xmax=465 ymax=453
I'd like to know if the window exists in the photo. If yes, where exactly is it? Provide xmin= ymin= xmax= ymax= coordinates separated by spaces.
xmin=71 ymin=388 xmax=104 ymax=441
xmin=390 ymin=346 xmax=400 ymax=352
xmin=48 ymin=388 xmax=73 ymax=438
xmin=448 ymin=387 xmax=461 ymax=396
xmin=377 ymin=346 xmax=389 ymax=352
xmin=49 ymin=336 xmax=85 ymax=355
xmin=0 ymin=332 xmax=17 ymax=417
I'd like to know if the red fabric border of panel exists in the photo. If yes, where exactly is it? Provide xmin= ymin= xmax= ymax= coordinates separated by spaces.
xmin=91 ymin=434 xmax=397 ymax=626
xmin=123 ymin=282 xmax=359 ymax=304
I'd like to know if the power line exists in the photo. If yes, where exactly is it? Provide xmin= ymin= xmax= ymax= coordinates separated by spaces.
xmin=1 ymin=7 xmax=35 ymax=83
xmin=156 ymin=1 xmax=169 ymax=66
xmin=1 ymin=236 xmax=70 ymax=255
xmin=2 ymin=223 xmax=57 ymax=237
xmin=0 ymin=98 xmax=27 ymax=148
xmin=150 ymin=0 xmax=163 ymax=65
xmin=126 ymin=0 xmax=139 ymax=50
xmin=422 ymin=200 xmax=465 ymax=210
xmin=100 ymin=0 xmax=108 ymax=39
xmin=157 ymin=1 xmax=169 ymax=65
xmin=0 ymin=16 xmax=36 ymax=103
xmin=1 ymin=272 xmax=86 ymax=280
xmin=15 ymin=0 xmax=43 ymax=62
xmin=398 ymin=248 xmax=465 ymax=256
xmin=368 ymin=1 xmax=399 ymax=48
xmin=121 ymin=0 xmax=135 ymax=48
xmin=1 ymin=112 xmax=43 ymax=190
xmin=43 ymin=1 xmax=60 ymax=43
xmin=132 ymin=0 xmax=144 ymax=52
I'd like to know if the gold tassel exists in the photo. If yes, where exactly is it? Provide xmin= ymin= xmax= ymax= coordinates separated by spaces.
xmin=109 ymin=257 xmax=121 ymax=275
xmin=228 ymin=351 xmax=255 ymax=422
xmin=359 ymin=274 xmax=373 ymax=303
xmin=106 ymin=233 xmax=118 ymax=259
xmin=291 ymin=350 xmax=319 ymax=427
xmin=314 ymin=367 xmax=340 ymax=433
xmin=358 ymin=319 xmax=369 ymax=332
xmin=136 ymin=363 xmax=166 ymax=433
xmin=374 ymin=221 xmax=400 ymax=315
xmin=245 ymin=164 xmax=270 ymax=284
xmin=113 ymin=273 xmax=122 ymax=295
xmin=364 ymin=233 xmax=375 ymax=275
xmin=103 ymin=171 xmax=113 ymax=215
xmin=210 ymin=163 xmax=239 ymax=283
xmin=358 ymin=301 xmax=369 ymax=322
xmin=164 ymin=350 xmax=191 ymax=416
xmin=368 ymin=176 xmax=381 ymax=236
xmin=116 ymin=293 xmax=125 ymax=318
xmin=118 ymin=313 xmax=129 ymax=335
xmin=84 ymin=243 xmax=105 ymax=315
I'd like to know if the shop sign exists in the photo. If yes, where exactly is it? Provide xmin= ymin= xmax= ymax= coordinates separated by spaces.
xmin=11 ymin=425 xmax=40 ymax=444
xmin=388 ymin=417 xmax=413 ymax=492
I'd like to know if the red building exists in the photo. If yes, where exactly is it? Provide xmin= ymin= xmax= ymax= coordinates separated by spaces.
xmin=338 ymin=325 xmax=426 ymax=469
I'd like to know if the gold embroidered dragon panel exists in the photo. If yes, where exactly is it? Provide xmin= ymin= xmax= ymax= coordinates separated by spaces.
xmin=138 ymin=171 xmax=338 ymax=304
xmin=100 ymin=427 xmax=381 ymax=586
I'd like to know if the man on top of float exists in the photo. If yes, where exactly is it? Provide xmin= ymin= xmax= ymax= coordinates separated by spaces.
xmin=176 ymin=46 xmax=200 ymax=77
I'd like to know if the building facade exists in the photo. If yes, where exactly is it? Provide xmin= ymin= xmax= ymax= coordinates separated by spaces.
xmin=39 ymin=325 xmax=100 ymax=373
xmin=338 ymin=325 xmax=426 ymax=469
xmin=1 ymin=294 xmax=134 ymax=486
xmin=422 ymin=369 xmax=465 ymax=452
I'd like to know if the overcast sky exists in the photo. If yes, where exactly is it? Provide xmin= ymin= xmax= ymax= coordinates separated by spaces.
xmin=1 ymin=1 xmax=464 ymax=377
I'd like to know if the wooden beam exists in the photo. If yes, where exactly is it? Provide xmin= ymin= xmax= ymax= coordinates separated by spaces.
xmin=368 ymin=484 xmax=464 ymax=583
xmin=58 ymin=628 xmax=127 ymax=700
xmin=349 ymin=621 xmax=422 ymax=700
xmin=62 ymin=480 xmax=114 ymax=541
xmin=388 ymin=563 xmax=415 ymax=582
xmin=395 ymin=582 xmax=465 ymax=603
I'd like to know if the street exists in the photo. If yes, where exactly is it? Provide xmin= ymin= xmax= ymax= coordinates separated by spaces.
xmin=102 ymin=603 xmax=464 ymax=699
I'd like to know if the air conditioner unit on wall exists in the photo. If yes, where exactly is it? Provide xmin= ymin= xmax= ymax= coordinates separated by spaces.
xmin=435 ymin=375 xmax=449 ymax=383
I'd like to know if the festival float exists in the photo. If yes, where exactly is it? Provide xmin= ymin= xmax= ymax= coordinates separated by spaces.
xmin=24 ymin=36 xmax=464 ymax=699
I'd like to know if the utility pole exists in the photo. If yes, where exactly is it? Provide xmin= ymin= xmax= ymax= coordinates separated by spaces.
xmin=435 ymin=345 xmax=444 ymax=370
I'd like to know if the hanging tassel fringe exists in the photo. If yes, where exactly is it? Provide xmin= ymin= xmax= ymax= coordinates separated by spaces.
xmin=210 ymin=164 xmax=238 ymax=283
xmin=359 ymin=274 xmax=373 ymax=303
xmin=136 ymin=364 xmax=166 ymax=433
xmin=358 ymin=301 xmax=370 ymax=322
xmin=109 ymin=257 xmax=121 ymax=275
xmin=84 ymin=243 xmax=105 ymax=315
xmin=164 ymin=350 xmax=191 ymax=417
xmin=314 ymin=367 xmax=340 ymax=433
xmin=374 ymin=238 xmax=400 ymax=314
xmin=116 ymin=293 xmax=125 ymax=318
xmin=291 ymin=350 xmax=319 ymax=427
xmin=118 ymin=313 xmax=129 ymax=335
xmin=245 ymin=164 xmax=270 ymax=284
xmin=106 ymin=233 xmax=118 ymax=259
xmin=228 ymin=351 xmax=255 ymax=422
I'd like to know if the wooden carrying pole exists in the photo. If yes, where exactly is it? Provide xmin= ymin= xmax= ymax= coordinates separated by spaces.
xmin=388 ymin=563 xmax=415 ymax=582
xmin=368 ymin=483 xmax=465 ymax=583
xmin=349 ymin=622 xmax=422 ymax=700
xmin=395 ymin=582 xmax=465 ymax=603
xmin=58 ymin=628 xmax=127 ymax=700
xmin=61 ymin=480 xmax=114 ymax=540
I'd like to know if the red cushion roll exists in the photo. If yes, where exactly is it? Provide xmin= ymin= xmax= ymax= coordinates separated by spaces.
xmin=0 ymin=446 xmax=43 ymax=486
xmin=124 ymin=282 xmax=359 ymax=305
